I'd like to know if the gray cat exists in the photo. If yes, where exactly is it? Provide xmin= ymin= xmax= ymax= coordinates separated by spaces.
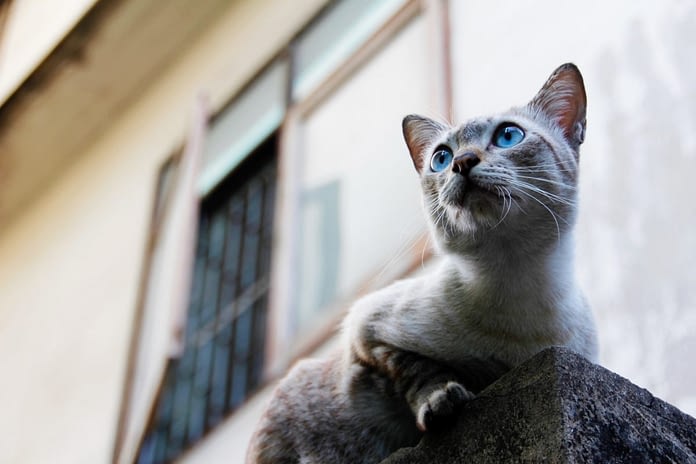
xmin=246 ymin=63 xmax=598 ymax=464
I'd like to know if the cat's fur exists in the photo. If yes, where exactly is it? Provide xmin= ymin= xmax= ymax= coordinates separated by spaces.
xmin=247 ymin=63 xmax=598 ymax=464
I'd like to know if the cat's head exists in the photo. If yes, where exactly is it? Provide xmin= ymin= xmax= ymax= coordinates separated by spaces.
xmin=403 ymin=63 xmax=586 ymax=254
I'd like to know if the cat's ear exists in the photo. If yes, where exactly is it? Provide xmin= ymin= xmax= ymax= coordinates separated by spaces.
xmin=402 ymin=115 xmax=447 ymax=173
xmin=528 ymin=63 xmax=587 ymax=149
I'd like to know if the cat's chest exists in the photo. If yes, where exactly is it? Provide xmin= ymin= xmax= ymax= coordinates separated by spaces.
xmin=410 ymin=293 xmax=567 ymax=367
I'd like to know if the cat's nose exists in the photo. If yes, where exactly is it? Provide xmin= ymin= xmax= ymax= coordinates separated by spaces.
xmin=452 ymin=152 xmax=481 ymax=176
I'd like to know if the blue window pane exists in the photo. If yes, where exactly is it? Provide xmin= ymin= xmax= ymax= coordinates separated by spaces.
xmin=208 ymin=327 xmax=232 ymax=425
xmin=229 ymin=359 xmax=247 ymax=409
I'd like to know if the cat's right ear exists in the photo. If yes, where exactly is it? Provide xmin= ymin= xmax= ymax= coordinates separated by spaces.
xmin=402 ymin=115 xmax=447 ymax=173
xmin=528 ymin=63 xmax=587 ymax=150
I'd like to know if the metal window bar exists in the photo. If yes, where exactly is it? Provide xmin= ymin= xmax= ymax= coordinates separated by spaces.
xmin=137 ymin=137 xmax=277 ymax=464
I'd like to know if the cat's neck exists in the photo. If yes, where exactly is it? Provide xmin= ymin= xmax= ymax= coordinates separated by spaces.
xmin=448 ymin=231 xmax=578 ymax=309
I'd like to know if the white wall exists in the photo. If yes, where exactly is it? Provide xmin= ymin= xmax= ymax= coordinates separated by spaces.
xmin=0 ymin=1 xmax=326 ymax=463
xmin=450 ymin=0 xmax=696 ymax=416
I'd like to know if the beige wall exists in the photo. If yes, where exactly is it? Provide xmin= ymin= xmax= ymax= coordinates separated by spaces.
xmin=0 ymin=0 xmax=326 ymax=463
xmin=450 ymin=0 xmax=696 ymax=416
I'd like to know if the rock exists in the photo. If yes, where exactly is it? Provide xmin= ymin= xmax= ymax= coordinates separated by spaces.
xmin=381 ymin=347 xmax=696 ymax=463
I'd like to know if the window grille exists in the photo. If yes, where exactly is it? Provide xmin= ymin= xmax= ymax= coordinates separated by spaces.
xmin=136 ymin=136 xmax=277 ymax=463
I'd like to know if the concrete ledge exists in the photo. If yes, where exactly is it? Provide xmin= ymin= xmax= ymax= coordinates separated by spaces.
xmin=382 ymin=347 xmax=696 ymax=463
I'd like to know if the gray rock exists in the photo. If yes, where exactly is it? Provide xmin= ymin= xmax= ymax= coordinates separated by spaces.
xmin=382 ymin=347 xmax=696 ymax=463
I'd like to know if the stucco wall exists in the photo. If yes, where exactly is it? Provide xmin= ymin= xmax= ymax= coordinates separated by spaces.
xmin=449 ymin=0 xmax=696 ymax=416
xmin=0 ymin=1 xmax=326 ymax=463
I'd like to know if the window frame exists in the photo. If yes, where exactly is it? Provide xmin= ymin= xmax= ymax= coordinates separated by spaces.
xmin=113 ymin=95 xmax=209 ymax=464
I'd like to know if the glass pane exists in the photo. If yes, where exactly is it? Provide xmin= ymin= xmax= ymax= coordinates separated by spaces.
xmin=199 ymin=60 xmax=287 ymax=195
xmin=293 ymin=0 xmax=406 ymax=99
xmin=208 ymin=327 xmax=231 ymax=425
xmin=296 ymin=15 xmax=431 ymax=330
xmin=188 ymin=339 xmax=213 ymax=441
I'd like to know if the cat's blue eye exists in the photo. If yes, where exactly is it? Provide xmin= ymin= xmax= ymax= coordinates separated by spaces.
xmin=493 ymin=124 xmax=525 ymax=148
xmin=430 ymin=147 xmax=453 ymax=172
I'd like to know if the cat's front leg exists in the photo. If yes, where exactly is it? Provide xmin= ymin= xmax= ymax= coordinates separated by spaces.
xmin=364 ymin=344 xmax=474 ymax=432
xmin=346 ymin=298 xmax=474 ymax=431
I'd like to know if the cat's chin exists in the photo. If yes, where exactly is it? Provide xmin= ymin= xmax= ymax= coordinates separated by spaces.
xmin=439 ymin=203 xmax=505 ymax=238
xmin=442 ymin=185 xmax=506 ymax=228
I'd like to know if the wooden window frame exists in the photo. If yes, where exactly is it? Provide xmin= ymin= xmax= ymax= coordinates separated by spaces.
xmin=113 ymin=96 xmax=209 ymax=464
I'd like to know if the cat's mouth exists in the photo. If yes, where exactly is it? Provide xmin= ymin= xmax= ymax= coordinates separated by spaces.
xmin=466 ymin=180 xmax=499 ymax=197
xmin=443 ymin=176 xmax=504 ymax=208
xmin=438 ymin=175 xmax=514 ymax=228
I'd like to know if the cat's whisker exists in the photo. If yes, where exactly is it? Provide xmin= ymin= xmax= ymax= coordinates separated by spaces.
xmin=440 ymin=206 xmax=455 ymax=237
xmin=503 ymin=186 xmax=514 ymax=216
xmin=514 ymin=174 xmax=576 ymax=191
xmin=433 ymin=195 xmax=459 ymax=238
xmin=515 ymin=164 xmax=576 ymax=173
xmin=511 ymin=187 xmax=563 ymax=241
xmin=514 ymin=169 xmax=576 ymax=178
xmin=375 ymin=219 xmax=428 ymax=282
xmin=489 ymin=186 xmax=513 ymax=230
xmin=516 ymin=160 xmax=572 ymax=167
xmin=516 ymin=164 xmax=574 ymax=170
xmin=515 ymin=163 xmax=576 ymax=173
xmin=426 ymin=198 xmax=452 ymax=239
xmin=489 ymin=187 xmax=505 ymax=230
xmin=507 ymin=188 xmax=525 ymax=215
xmin=508 ymin=179 xmax=576 ymax=207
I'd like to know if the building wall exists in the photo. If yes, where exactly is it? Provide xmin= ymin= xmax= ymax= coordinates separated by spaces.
xmin=0 ymin=1 xmax=326 ymax=463
xmin=449 ymin=0 xmax=696 ymax=415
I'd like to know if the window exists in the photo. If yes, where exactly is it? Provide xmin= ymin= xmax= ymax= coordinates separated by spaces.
xmin=137 ymin=137 xmax=277 ymax=463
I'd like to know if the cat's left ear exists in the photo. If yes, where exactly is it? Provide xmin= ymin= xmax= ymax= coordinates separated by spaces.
xmin=403 ymin=115 xmax=447 ymax=173
xmin=528 ymin=63 xmax=587 ymax=150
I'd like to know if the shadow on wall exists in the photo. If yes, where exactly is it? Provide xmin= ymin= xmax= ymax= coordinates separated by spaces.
xmin=578 ymin=3 xmax=696 ymax=415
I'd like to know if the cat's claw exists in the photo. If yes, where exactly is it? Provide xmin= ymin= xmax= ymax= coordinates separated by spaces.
xmin=416 ymin=381 xmax=474 ymax=432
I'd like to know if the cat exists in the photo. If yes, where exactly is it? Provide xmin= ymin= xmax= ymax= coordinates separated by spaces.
xmin=246 ymin=63 xmax=598 ymax=464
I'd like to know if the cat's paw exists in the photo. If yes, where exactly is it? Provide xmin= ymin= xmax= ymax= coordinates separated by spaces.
xmin=416 ymin=381 xmax=474 ymax=432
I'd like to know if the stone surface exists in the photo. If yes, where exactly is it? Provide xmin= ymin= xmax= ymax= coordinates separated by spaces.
xmin=381 ymin=347 xmax=696 ymax=464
